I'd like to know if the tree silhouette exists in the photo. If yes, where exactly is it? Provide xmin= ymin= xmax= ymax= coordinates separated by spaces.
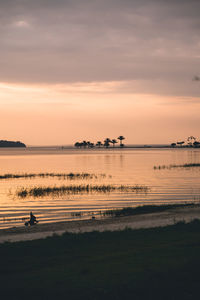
xmin=82 ymin=141 xmax=87 ymax=148
xmin=74 ymin=136 xmax=126 ymax=149
xmin=74 ymin=142 xmax=81 ymax=148
xmin=187 ymin=136 xmax=196 ymax=147
xmin=104 ymin=138 xmax=111 ymax=148
xmin=111 ymin=139 xmax=118 ymax=147
xmin=96 ymin=141 xmax=103 ymax=148
xmin=193 ymin=141 xmax=200 ymax=148
xmin=87 ymin=141 xmax=92 ymax=148
xmin=171 ymin=143 xmax=176 ymax=148
xmin=177 ymin=141 xmax=185 ymax=147
xmin=118 ymin=136 xmax=125 ymax=147
xmin=89 ymin=142 xmax=94 ymax=148
xmin=0 ymin=140 xmax=26 ymax=148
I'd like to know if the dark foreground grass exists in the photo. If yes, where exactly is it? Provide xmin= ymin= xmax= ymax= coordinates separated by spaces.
xmin=103 ymin=203 xmax=198 ymax=217
xmin=1 ymin=220 xmax=200 ymax=299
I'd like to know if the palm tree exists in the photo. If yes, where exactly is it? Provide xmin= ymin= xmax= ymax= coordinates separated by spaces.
xmin=87 ymin=141 xmax=91 ymax=148
xmin=111 ymin=139 xmax=118 ymax=147
xmin=118 ymin=136 xmax=125 ymax=147
xmin=171 ymin=143 xmax=176 ymax=148
xmin=104 ymin=138 xmax=111 ymax=148
xmin=96 ymin=141 xmax=103 ymax=148
xmin=89 ymin=142 xmax=94 ymax=148
xmin=177 ymin=141 xmax=185 ymax=147
xmin=82 ymin=141 xmax=87 ymax=148
xmin=187 ymin=136 xmax=196 ymax=147
xmin=74 ymin=142 xmax=81 ymax=148
xmin=193 ymin=141 xmax=200 ymax=148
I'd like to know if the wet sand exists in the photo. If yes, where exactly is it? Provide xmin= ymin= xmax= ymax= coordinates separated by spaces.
xmin=1 ymin=206 xmax=200 ymax=243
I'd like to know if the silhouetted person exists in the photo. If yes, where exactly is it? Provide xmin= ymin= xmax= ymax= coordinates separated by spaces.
xmin=25 ymin=212 xmax=38 ymax=226
xmin=30 ymin=211 xmax=38 ymax=225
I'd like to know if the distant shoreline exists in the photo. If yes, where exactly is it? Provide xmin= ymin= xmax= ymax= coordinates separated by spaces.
xmin=29 ymin=145 xmax=200 ymax=149
xmin=1 ymin=145 xmax=200 ymax=151
xmin=0 ymin=140 xmax=26 ymax=148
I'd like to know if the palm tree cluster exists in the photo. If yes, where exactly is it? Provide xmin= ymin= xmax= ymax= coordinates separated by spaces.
xmin=171 ymin=136 xmax=200 ymax=148
xmin=74 ymin=136 xmax=125 ymax=149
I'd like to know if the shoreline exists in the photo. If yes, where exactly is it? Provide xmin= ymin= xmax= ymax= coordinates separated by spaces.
xmin=1 ymin=205 xmax=200 ymax=243
xmin=1 ymin=145 xmax=200 ymax=150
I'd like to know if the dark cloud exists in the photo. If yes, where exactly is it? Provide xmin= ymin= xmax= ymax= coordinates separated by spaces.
xmin=193 ymin=75 xmax=200 ymax=81
xmin=0 ymin=0 xmax=200 ymax=96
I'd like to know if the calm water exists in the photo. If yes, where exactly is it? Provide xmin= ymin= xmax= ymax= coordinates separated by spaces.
xmin=0 ymin=147 xmax=200 ymax=229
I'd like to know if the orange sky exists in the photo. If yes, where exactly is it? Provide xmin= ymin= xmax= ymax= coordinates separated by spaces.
xmin=1 ymin=81 xmax=200 ymax=145
xmin=0 ymin=0 xmax=200 ymax=145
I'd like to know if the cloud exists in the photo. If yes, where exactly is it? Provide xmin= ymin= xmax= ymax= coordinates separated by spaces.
xmin=13 ymin=20 xmax=30 ymax=27
xmin=0 ymin=0 xmax=200 ymax=97
xmin=193 ymin=75 xmax=200 ymax=81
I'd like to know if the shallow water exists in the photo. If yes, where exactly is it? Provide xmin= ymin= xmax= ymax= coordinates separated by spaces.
xmin=0 ymin=147 xmax=200 ymax=228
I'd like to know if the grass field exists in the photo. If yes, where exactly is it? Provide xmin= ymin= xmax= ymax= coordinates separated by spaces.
xmin=1 ymin=220 xmax=200 ymax=299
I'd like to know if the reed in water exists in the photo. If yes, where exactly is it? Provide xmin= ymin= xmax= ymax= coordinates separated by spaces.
xmin=17 ymin=184 xmax=149 ymax=198
xmin=154 ymin=163 xmax=200 ymax=170
xmin=0 ymin=172 xmax=107 ymax=180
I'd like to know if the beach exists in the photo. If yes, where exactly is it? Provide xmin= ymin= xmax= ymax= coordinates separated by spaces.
xmin=1 ymin=205 xmax=200 ymax=243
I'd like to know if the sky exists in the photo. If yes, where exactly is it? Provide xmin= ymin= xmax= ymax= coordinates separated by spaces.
xmin=0 ymin=0 xmax=200 ymax=145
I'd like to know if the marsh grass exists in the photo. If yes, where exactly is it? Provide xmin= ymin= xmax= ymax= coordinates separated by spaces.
xmin=103 ymin=203 xmax=199 ymax=217
xmin=154 ymin=163 xmax=200 ymax=170
xmin=17 ymin=184 xmax=149 ymax=198
xmin=0 ymin=172 xmax=108 ymax=180
xmin=71 ymin=212 xmax=83 ymax=217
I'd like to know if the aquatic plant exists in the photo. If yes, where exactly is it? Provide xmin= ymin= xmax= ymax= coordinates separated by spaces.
xmin=153 ymin=163 xmax=200 ymax=170
xmin=17 ymin=184 xmax=149 ymax=198
xmin=71 ymin=212 xmax=83 ymax=217
xmin=0 ymin=172 xmax=107 ymax=180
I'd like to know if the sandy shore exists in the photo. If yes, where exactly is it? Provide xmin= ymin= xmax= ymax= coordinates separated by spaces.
xmin=1 ymin=206 xmax=200 ymax=243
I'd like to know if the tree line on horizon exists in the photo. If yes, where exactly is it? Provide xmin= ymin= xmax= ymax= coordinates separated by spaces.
xmin=0 ymin=140 xmax=26 ymax=148
xmin=74 ymin=136 xmax=125 ymax=149
xmin=171 ymin=136 xmax=200 ymax=148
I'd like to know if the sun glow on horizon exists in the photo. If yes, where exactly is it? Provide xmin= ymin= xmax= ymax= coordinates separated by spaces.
xmin=0 ymin=80 xmax=200 ymax=145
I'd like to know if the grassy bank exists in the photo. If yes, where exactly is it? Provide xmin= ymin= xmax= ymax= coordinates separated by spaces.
xmin=103 ymin=203 xmax=199 ymax=217
xmin=1 ymin=220 xmax=200 ymax=299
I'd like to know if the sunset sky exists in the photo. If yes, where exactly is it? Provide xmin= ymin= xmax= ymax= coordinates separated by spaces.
xmin=0 ymin=0 xmax=200 ymax=145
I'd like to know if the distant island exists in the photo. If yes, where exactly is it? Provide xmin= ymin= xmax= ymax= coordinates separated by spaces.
xmin=171 ymin=136 xmax=200 ymax=148
xmin=0 ymin=140 xmax=26 ymax=148
xmin=73 ymin=135 xmax=200 ymax=150
xmin=74 ymin=136 xmax=125 ymax=148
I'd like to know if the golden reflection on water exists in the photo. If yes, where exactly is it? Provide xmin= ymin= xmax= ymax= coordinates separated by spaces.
xmin=0 ymin=147 xmax=200 ymax=228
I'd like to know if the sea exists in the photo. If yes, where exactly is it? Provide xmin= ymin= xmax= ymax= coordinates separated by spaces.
xmin=0 ymin=146 xmax=200 ymax=229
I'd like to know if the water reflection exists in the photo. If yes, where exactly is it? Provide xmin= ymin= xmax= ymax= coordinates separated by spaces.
xmin=0 ymin=147 xmax=200 ymax=228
